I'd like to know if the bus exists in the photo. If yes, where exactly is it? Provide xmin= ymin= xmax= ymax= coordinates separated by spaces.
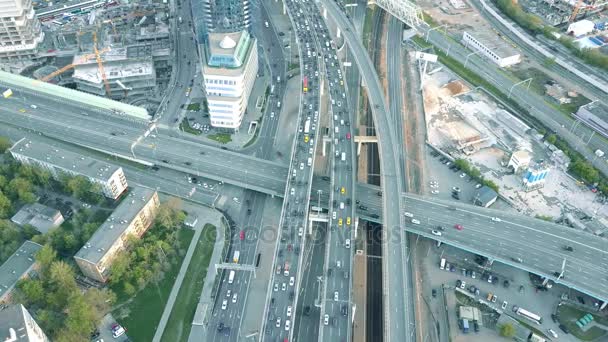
xmin=303 ymin=76 xmax=308 ymax=93
xmin=228 ymin=270 xmax=235 ymax=284
xmin=304 ymin=119 xmax=311 ymax=134
xmin=516 ymin=308 xmax=542 ymax=324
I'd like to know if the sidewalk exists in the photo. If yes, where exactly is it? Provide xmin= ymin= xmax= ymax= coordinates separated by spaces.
xmin=151 ymin=200 xmax=225 ymax=342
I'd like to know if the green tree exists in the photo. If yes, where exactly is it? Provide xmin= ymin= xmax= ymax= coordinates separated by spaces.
xmin=546 ymin=134 xmax=557 ymax=145
xmin=499 ymin=323 xmax=516 ymax=337
xmin=46 ymin=261 xmax=77 ymax=309
xmin=66 ymin=176 xmax=91 ymax=199
xmin=35 ymin=244 xmax=57 ymax=276
xmin=18 ymin=279 xmax=45 ymax=305
xmin=7 ymin=177 xmax=35 ymax=203
xmin=0 ymin=137 xmax=11 ymax=153
xmin=0 ymin=191 xmax=12 ymax=218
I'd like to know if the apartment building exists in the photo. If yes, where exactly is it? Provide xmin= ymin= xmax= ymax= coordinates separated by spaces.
xmin=0 ymin=304 xmax=49 ymax=342
xmin=74 ymin=187 xmax=160 ymax=282
xmin=202 ymin=30 xmax=258 ymax=130
xmin=0 ymin=0 xmax=44 ymax=64
xmin=9 ymin=138 xmax=128 ymax=199
xmin=0 ymin=241 xmax=42 ymax=304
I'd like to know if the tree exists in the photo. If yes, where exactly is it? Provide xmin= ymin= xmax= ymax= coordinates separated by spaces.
xmin=499 ymin=323 xmax=516 ymax=337
xmin=35 ymin=244 xmax=57 ymax=276
xmin=84 ymin=288 xmax=115 ymax=322
xmin=0 ymin=137 xmax=11 ymax=153
xmin=66 ymin=176 xmax=90 ymax=199
xmin=0 ymin=191 xmax=12 ymax=218
xmin=18 ymin=279 xmax=45 ymax=305
xmin=7 ymin=177 xmax=35 ymax=203
xmin=546 ymin=134 xmax=557 ymax=145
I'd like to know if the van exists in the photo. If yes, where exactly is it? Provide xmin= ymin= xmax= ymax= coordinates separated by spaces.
xmin=341 ymin=152 xmax=346 ymax=162
xmin=228 ymin=270 xmax=235 ymax=284
xmin=307 ymin=157 xmax=312 ymax=166
xmin=340 ymin=202 xmax=344 ymax=209
xmin=440 ymin=258 xmax=446 ymax=270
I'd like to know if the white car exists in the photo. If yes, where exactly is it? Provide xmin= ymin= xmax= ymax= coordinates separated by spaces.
xmin=232 ymin=293 xmax=238 ymax=303
xmin=289 ymin=276 xmax=295 ymax=286
xmin=298 ymin=227 xmax=303 ymax=236
xmin=299 ymin=163 xmax=304 ymax=170
xmin=290 ymin=188 xmax=295 ymax=196
xmin=221 ymin=300 xmax=228 ymax=310
xmin=30 ymin=104 xmax=38 ymax=109
xmin=411 ymin=219 xmax=421 ymax=225
xmin=334 ymin=291 xmax=339 ymax=301
xmin=282 ymin=283 xmax=287 ymax=291
xmin=431 ymin=190 xmax=439 ymax=194
xmin=460 ymin=281 xmax=466 ymax=289
xmin=287 ymin=306 xmax=292 ymax=317
xmin=111 ymin=324 xmax=125 ymax=338
xmin=547 ymin=329 xmax=558 ymax=338
xmin=309 ymin=148 xmax=313 ymax=155
xmin=431 ymin=230 xmax=442 ymax=236
xmin=460 ymin=173 xmax=466 ymax=178
xmin=345 ymin=239 xmax=351 ymax=249
xmin=226 ymin=290 xmax=231 ymax=297
xmin=332 ymin=211 xmax=337 ymax=219
xmin=491 ymin=217 xmax=502 ymax=222
xmin=324 ymin=314 xmax=329 ymax=325
xmin=274 ymin=283 xmax=278 ymax=292
xmin=285 ymin=319 xmax=291 ymax=331
xmin=501 ymin=301 xmax=508 ymax=310
xmin=276 ymin=318 xmax=281 ymax=328
xmin=404 ymin=212 xmax=414 ymax=218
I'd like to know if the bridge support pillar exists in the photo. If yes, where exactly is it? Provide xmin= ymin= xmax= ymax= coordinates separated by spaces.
xmin=601 ymin=301 xmax=608 ymax=310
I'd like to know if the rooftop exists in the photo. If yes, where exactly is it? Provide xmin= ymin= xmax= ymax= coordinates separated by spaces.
xmin=204 ymin=30 xmax=256 ymax=75
xmin=0 ymin=241 xmax=43 ymax=300
xmin=74 ymin=186 xmax=156 ymax=264
xmin=10 ymin=138 xmax=123 ymax=182
xmin=11 ymin=203 xmax=64 ymax=234
xmin=579 ymin=101 xmax=608 ymax=121
xmin=0 ymin=304 xmax=47 ymax=341
xmin=464 ymin=30 xmax=520 ymax=58
xmin=475 ymin=186 xmax=498 ymax=203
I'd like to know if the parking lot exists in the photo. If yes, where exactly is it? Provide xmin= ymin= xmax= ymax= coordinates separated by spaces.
xmin=92 ymin=314 xmax=130 ymax=342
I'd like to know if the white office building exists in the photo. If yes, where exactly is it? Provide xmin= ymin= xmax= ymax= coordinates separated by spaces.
xmin=462 ymin=31 xmax=521 ymax=68
xmin=202 ymin=30 xmax=258 ymax=130
xmin=0 ymin=0 xmax=43 ymax=63
xmin=9 ymin=138 xmax=128 ymax=199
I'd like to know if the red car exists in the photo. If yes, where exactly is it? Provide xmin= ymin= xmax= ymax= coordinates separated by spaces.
xmin=239 ymin=230 xmax=245 ymax=240
xmin=454 ymin=224 xmax=463 ymax=230
xmin=346 ymin=132 xmax=351 ymax=140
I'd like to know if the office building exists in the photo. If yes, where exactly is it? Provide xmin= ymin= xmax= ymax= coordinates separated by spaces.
xmin=202 ymin=30 xmax=258 ymax=130
xmin=0 ymin=0 xmax=44 ymax=64
xmin=473 ymin=186 xmax=498 ymax=207
xmin=0 ymin=304 xmax=49 ymax=342
xmin=0 ymin=241 xmax=42 ymax=303
xmin=74 ymin=187 xmax=160 ymax=282
xmin=507 ymin=150 xmax=532 ymax=173
xmin=9 ymin=138 xmax=128 ymax=200
xmin=192 ymin=0 xmax=251 ymax=38
xmin=574 ymin=101 xmax=608 ymax=138
xmin=462 ymin=31 xmax=521 ymax=68
xmin=522 ymin=163 xmax=550 ymax=191
xmin=11 ymin=203 xmax=64 ymax=234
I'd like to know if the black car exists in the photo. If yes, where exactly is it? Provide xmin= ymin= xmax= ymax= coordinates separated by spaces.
xmin=456 ymin=279 xmax=462 ymax=288
xmin=559 ymin=324 xmax=570 ymax=334
xmin=289 ymin=291 xmax=294 ymax=300
xmin=370 ymin=214 xmax=379 ymax=219
xmin=564 ymin=246 xmax=574 ymax=252
xmin=90 ymin=330 xmax=100 ymax=339
xmin=303 ymin=306 xmax=311 ymax=316
xmin=436 ymin=225 xmax=445 ymax=231
xmin=377 ymin=191 xmax=382 ymax=197
xmin=217 ymin=322 xmax=224 ymax=332
xmin=162 ymin=159 xmax=170 ymax=163
xmin=151 ymin=166 xmax=160 ymax=171
xmin=358 ymin=205 xmax=368 ymax=210
xmin=503 ymin=280 xmax=510 ymax=288
xmin=341 ymin=305 xmax=348 ymax=316
xmin=247 ymin=209 xmax=252 ymax=215
xmin=346 ymin=198 xmax=351 ymax=205
xmin=451 ymin=193 xmax=460 ymax=200
xmin=473 ymin=321 xmax=479 ymax=332
xmin=185 ymin=161 xmax=192 ymax=166
xmin=551 ymin=314 xmax=558 ymax=323
xmin=322 ymin=176 xmax=330 ymax=181
xmin=432 ymin=289 xmax=437 ymax=298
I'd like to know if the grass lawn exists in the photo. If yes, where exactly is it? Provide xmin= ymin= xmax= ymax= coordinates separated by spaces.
xmin=186 ymin=103 xmax=200 ymax=111
xmin=207 ymin=133 xmax=232 ymax=144
xmin=161 ymin=224 xmax=217 ymax=342
xmin=557 ymin=304 xmax=608 ymax=341
xmin=113 ymin=229 xmax=195 ymax=342
xmin=180 ymin=119 xmax=202 ymax=135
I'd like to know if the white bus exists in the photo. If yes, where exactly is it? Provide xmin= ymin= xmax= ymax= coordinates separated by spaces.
xmin=228 ymin=270 xmax=235 ymax=284
xmin=440 ymin=258 xmax=446 ymax=270
xmin=516 ymin=308 xmax=542 ymax=324
xmin=304 ymin=119 xmax=311 ymax=134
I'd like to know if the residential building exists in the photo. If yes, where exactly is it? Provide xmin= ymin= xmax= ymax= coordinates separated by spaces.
xmin=0 ymin=241 xmax=42 ymax=303
xmin=11 ymin=203 xmax=64 ymax=234
xmin=0 ymin=0 xmax=44 ymax=64
xmin=9 ymin=138 xmax=128 ymax=199
xmin=201 ymin=30 xmax=258 ymax=130
xmin=71 ymin=47 xmax=157 ymax=100
xmin=473 ymin=186 xmax=498 ymax=207
xmin=191 ymin=0 xmax=251 ymax=39
xmin=74 ymin=187 xmax=160 ymax=282
xmin=573 ymin=101 xmax=608 ymax=138
xmin=522 ymin=163 xmax=550 ymax=191
xmin=507 ymin=150 xmax=532 ymax=173
xmin=462 ymin=31 xmax=521 ymax=68
xmin=0 ymin=304 xmax=49 ymax=342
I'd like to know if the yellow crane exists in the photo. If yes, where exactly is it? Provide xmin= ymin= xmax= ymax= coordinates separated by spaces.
xmin=39 ymin=47 xmax=110 ymax=82
xmin=92 ymin=31 xmax=112 ymax=96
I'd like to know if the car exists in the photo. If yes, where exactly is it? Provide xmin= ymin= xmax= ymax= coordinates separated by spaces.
xmin=501 ymin=301 xmax=508 ymax=310
xmin=290 ymin=188 xmax=295 ymax=196
xmin=471 ymin=271 xmax=476 ymax=279
xmin=460 ymin=281 xmax=466 ymax=289
xmin=332 ymin=211 xmax=337 ymax=219
xmin=226 ymin=290 xmax=232 ymax=297
xmin=345 ymin=239 xmax=351 ymax=248
xmin=276 ymin=318 xmax=281 ymax=328
xmin=559 ymin=324 xmax=569 ymax=334
xmin=282 ymin=283 xmax=286 ymax=291
xmin=334 ymin=292 xmax=339 ymax=301
xmin=336 ymin=260 xmax=341 ymax=268
xmin=473 ymin=321 xmax=480 ymax=332
xmin=346 ymin=217 xmax=351 ymax=225
xmin=432 ymin=289 xmax=437 ymax=298
xmin=454 ymin=224 xmax=463 ymax=230
xmin=450 ymin=264 xmax=455 ymax=272
xmin=519 ymin=285 xmax=525 ymax=293
xmin=475 ymin=183 xmax=483 ymax=189
xmin=431 ymin=190 xmax=439 ymax=194
xmin=548 ymin=329 xmax=558 ymax=338
xmin=468 ymin=285 xmax=476 ymax=294
xmin=341 ymin=305 xmax=348 ymax=316
xmin=340 ymin=187 xmax=345 ymax=194
xmin=285 ymin=319 xmax=291 ymax=331
xmin=404 ymin=212 xmax=414 ymax=218
xmin=303 ymin=306 xmax=311 ymax=316
xmin=456 ymin=279 xmax=462 ymax=288
xmin=289 ymin=276 xmax=295 ymax=286
xmin=491 ymin=217 xmax=502 ymax=222
xmin=232 ymin=293 xmax=238 ymax=303
xmin=324 ymin=314 xmax=329 ymax=325
xmin=274 ymin=283 xmax=278 ymax=292
xmin=300 ymin=163 xmax=304 ymax=170
xmin=221 ymin=300 xmax=228 ymax=310
xmin=503 ymin=280 xmax=510 ymax=288
xmin=239 ymin=230 xmax=245 ymax=241
xmin=338 ymin=218 xmax=343 ymax=226
xmin=564 ymin=245 xmax=574 ymax=251
xmin=487 ymin=275 xmax=493 ymax=283
xmin=298 ymin=227 xmax=303 ymax=236
xmin=452 ymin=187 xmax=461 ymax=193
xmin=551 ymin=314 xmax=558 ymax=323
xmin=346 ymin=132 xmax=351 ymax=140
xmin=460 ymin=173 xmax=466 ymax=178
xmin=451 ymin=193 xmax=460 ymax=200
xmin=431 ymin=230 xmax=442 ymax=236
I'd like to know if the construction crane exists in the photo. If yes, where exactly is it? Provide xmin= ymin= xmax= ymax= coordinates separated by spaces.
xmin=39 ymin=47 xmax=110 ymax=82
xmin=569 ymin=0 xmax=584 ymax=23
xmin=92 ymin=32 xmax=112 ymax=96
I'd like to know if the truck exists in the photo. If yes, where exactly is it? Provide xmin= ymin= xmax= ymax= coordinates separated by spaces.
xmin=341 ymin=152 xmax=346 ymax=162
xmin=284 ymin=261 xmax=290 ymax=276
xmin=440 ymin=258 xmax=446 ymax=270
xmin=228 ymin=270 xmax=235 ymax=284
xmin=304 ymin=119 xmax=311 ymax=134
xmin=462 ymin=319 xmax=469 ymax=333
xmin=2 ymin=89 xmax=13 ymax=98
xmin=233 ymin=251 xmax=240 ymax=263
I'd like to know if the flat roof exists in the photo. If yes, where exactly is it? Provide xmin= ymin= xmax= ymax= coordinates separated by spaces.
xmin=580 ymin=101 xmax=608 ymax=121
xmin=464 ymin=31 xmax=520 ymax=59
xmin=10 ymin=138 xmax=122 ymax=183
xmin=0 ymin=241 xmax=43 ymax=300
xmin=11 ymin=203 xmax=63 ymax=234
xmin=74 ymin=186 xmax=156 ymax=264
xmin=0 ymin=70 xmax=149 ymax=121
xmin=73 ymin=61 xmax=155 ymax=83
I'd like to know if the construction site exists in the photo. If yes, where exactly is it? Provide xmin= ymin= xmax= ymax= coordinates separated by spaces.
xmin=518 ymin=0 xmax=608 ymax=27
xmin=29 ymin=0 xmax=173 ymax=109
